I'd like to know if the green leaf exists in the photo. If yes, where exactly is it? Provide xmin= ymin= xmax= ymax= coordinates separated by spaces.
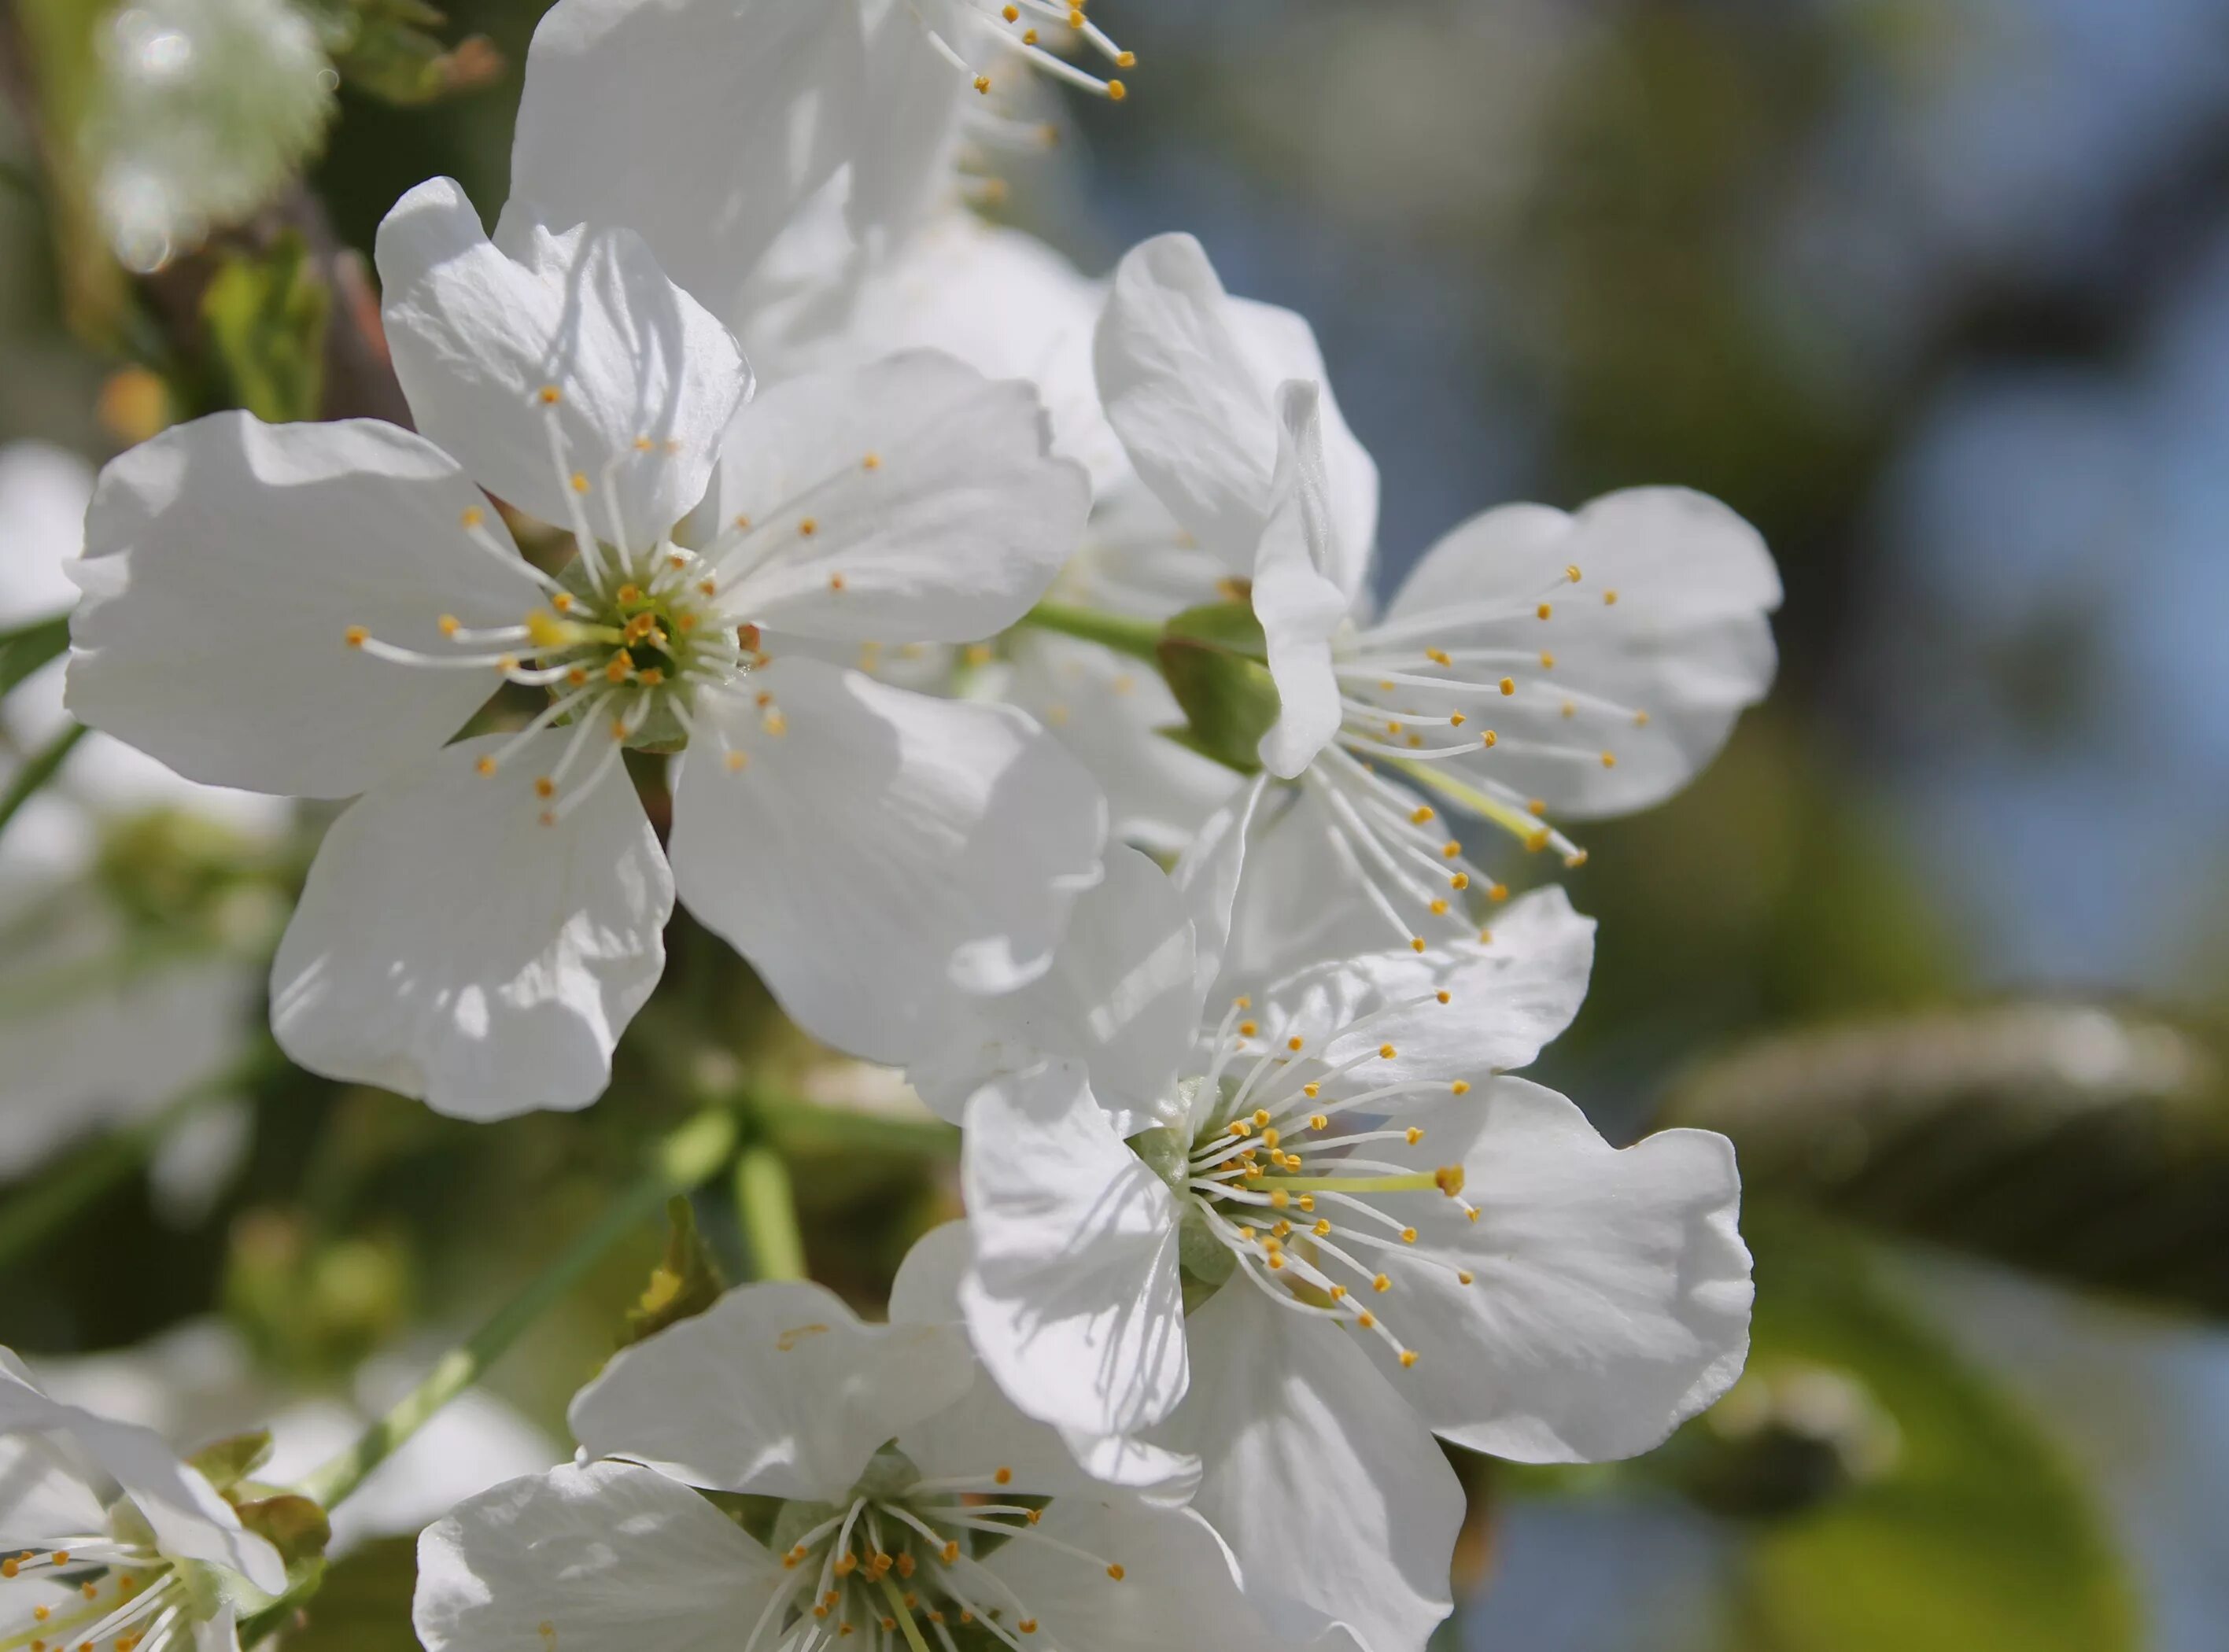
xmin=301 ymin=0 xmax=504 ymax=105
xmin=622 ymin=1195 xmax=728 ymax=1345
xmin=201 ymin=232 xmax=331 ymax=423
xmin=1717 ymin=1215 xmax=2139 ymax=1652
xmin=261 ymin=1536 xmax=419 ymax=1651
xmin=0 ymin=614 xmax=71 ymax=699
xmin=1156 ymin=602 xmax=1279 ymax=776
xmin=1663 ymin=1002 xmax=2229 ymax=1318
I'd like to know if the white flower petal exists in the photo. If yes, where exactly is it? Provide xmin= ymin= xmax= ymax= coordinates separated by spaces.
xmin=65 ymin=412 xmax=536 ymax=799
xmin=1253 ymin=382 xmax=1350 ymax=779
xmin=269 ymin=732 xmax=670 ymax=1119
xmin=848 ymin=4 xmax=969 ymax=250
xmin=1164 ymin=1284 xmax=1462 ymax=1652
xmin=1004 ymin=632 xmax=1242 ymax=857
xmin=888 ymin=1217 xmax=973 ymax=1326
xmin=505 ymin=0 xmax=861 ymax=318
xmin=1263 ymin=887 xmax=1595 ymax=1082
xmin=979 ymin=1500 xmax=1287 ymax=1652
xmin=1171 ymin=773 xmax=1268 ymax=1001
xmin=959 ymin=1062 xmax=1188 ymax=1438
xmin=1365 ymin=1078 xmax=1753 ymax=1463
xmin=414 ymin=1462 xmax=782 ymax=1652
xmin=1094 ymin=233 xmax=1375 ymax=580
xmin=0 ymin=1354 xmax=285 ymax=1594
xmin=970 ymin=848 xmax=1205 ymax=1130
xmin=670 ymin=657 xmax=1105 ymax=1064
xmin=1382 ymin=488 xmax=1781 ymax=819
xmin=568 ymin=1282 xmax=975 ymax=1500
xmin=376 ymin=176 xmax=747 ymax=548
xmin=708 ymin=351 xmax=1087 ymax=643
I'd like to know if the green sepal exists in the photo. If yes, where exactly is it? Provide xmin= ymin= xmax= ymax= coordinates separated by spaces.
xmin=187 ymin=1429 xmax=275 ymax=1493
xmin=201 ymin=231 xmax=330 ymax=424
xmin=1156 ymin=601 xmax=1279 ymax=776
xmin=232 ymin=1492 xmax=333 ymax=1574
xmin=622 ymin=1196 xmax=728 ymax=1347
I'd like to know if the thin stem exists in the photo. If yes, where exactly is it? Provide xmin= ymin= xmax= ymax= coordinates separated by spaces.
xmin=734 ymin=1143 xmax=806 ymax=1281
xmin=0 ymin=720 xmax=86 ymax=842
xmin=0 ymin=611 xmax=70 ymax=697
xmin=1018 ymin=599 xmax=1166 ymax=666
xmin=880 ymin=1573 xmax=936 ymax=1652
xmin=292 ymin=1107 xmax=739 ymax=1512
xmin=0 ymin=1045 xmax=268 ymax=1270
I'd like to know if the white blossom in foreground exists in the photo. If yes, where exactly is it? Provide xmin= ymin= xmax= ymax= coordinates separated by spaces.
xmin=1095 ymin=234 xmax=1782 ymax=984
xmin=66 ymin=177 xmax=1102 ymax=1119
xmin=925 ymin=850 xmax=1752 ymax=1652
xmin=0 ymin=1349 xmax=286 ymax=1652
xmin=415 ymin=1267 xmax=1285 ymax=1652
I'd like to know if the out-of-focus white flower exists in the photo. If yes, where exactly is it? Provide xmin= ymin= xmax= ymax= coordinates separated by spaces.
xmin=0 ymin=442 xmax=285 ymax=1193
xmin=0 ymin=1345 xmax=286 ymax=1651
xmin=84 ymin=0 xmax=336 ymax=273
xmin=415 ymin=1265 xmax=1284 ymax=1652
xmin=920 ymin=849 xmax=1751 ymax=1652
xmin=65 ymin=179 xmax=1103 ymax=1119
xmin=32 ymin=1322 xmax=559 ymax=1557
xmin=1094 ymin=233 xmax=1782 ymax=986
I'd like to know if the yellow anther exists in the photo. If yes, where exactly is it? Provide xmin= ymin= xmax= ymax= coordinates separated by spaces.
xmin=1298 ymin=1194 xmax=1314 ymax=1211
xmin=1400 ymin=1349 xmax=1419 ymax=1368
xmin=1540 ymin=651 xmax=1556 ymax=669
xmin=436 ymin=614 xmax=462 ymax=638
xmin=1424 ymin=649 xmax=1452 ymax=667
xmin=566 ymin=666 xmax=589 ymax=688
xmin=1401 ymin=1226 xmax=1419 ymax=1243
xmin=637 ymin=667 xmax=665 ymax=687
xmin=475 ymin=755 xmax=497 ymax=776
xmin=1067 ymin=6 xmax=1082 ymax=20
xmin=725 ymin=750 xmax=748 ymax=773
xmin=1603 ymin=588 xmax=1619 ymax=606
xmin=1252 ymin=1108 xmax=1271 ymax=1127
xmin=1489 ymin=883 xmax=1510 ymax=903
xmin=1116 ymin=49 xmax=1135 ymax=65
xmin=1634 ymin=709 xmax=1651 ymax=727
xmin=1527 ymin=798 xmax=1548 ymax=817
xmin=535 ymin=776 xmax=555 ymax=798
xmin=1450 ymin=872 xmax=1471 ymax=891
xmin=1450 ymin=1079 xmax=1471 ymax=1096
xmin=1481 ymin=729 xmax=1498 ymax=747
xmin=828 ymin=573 xmax=847 ymax=592
xmin=526 ymin=610 xmax=570 ymax=650
xmin=1227 ymin=1120 xmax=1251 ymax=1138
xmin=617 ymin=583 xmax=642 ymax=603
xmin=1564 ymin=849 xmax=1590 ymax=868
xmin=1019 ymin=1621 xmax=1039 ymax=1635
xmin=1526 ymin=830 xmax=1551 ymax=853
xmin=1385 ymin=721 xmax=1402 ymax=736
xmin=1302 ymin=1082 xmax=1320 ymax=1098
xmin=1238 ymin=1020 xmax=1259 ymax=1038
xmin=604 ymin=656 xmax=632 ymax=684
xmin=1373 ymin=1273 xmax=1391 ymax=1293
xmin=973 ymin=74 xmax=991 ymax=93
xmin=461 ymin=503 xmax=485 ymax=528
xmin=1379 ymin=1042 xmax=1397 ymax=1060
xmin=1002 ymin=2 xmax=1017 ymax=14
xmin=1261 ymin=1128 xmax=1281 ymax=1149
xmin=942 ymin=1541 xmax=960 ymax=1563
xmin=633 ymin=437 xmax=654 ymax=452
xmin=1108 ymin=1564 xmax=1125 ymax=1580
xmin=1537 ymin=603 xmax=1552 ymax=620
xmin=1107 ymin=78 xmax=1127 ymax=99
xmin=1287 ymin=1035 xmax=1305 ymax=1052
xmin=763 ymin=711 xmax=787 ymax=737
xmin=1458 ymin=1270 xmax=1474 ymax=1285
xmin=1271 ymin=1219 xmax=1291 ymax=1238
xmin=1565 ymin=563 xmax=1581 ymax=582
xmin=570 ymin=471 xmax=589 ymax=493
xmin=1600 ymin=751 xmax=1617 ymax=768
xmin=994 ymin=1466 xmax=1013 ymax=1485
xmin=1435 ymin=990 xmax=1451 ymax=1005
xmin=609 ymin=717 xmax=629 ymax=739
xmin=1266 ymin=1252 xmax=1285 ymax=1270
xmin=799 ymin=516 xmax=819 ymax=537
xmin=1023 ymin=28 xmax=1038 ymax=42
xmin=1499 ymin=677 xmax=1516 ymax=695
xmin=1561 ymin=701 xmax=1578 ymax=719
xmin=1441 ymin=840 xmax=1461 ymax=859
xmin=1313 ymin=1219 xmax=1331 ymax=1237
xmin=1234 ymin=995 xmax=1252 ymax=1010
xmin=1406 ymin=1126 xmax=1424 ymax=1144
xmin=1450 ymin=713 xmax=1467 ymax=726
xmin=344 ymin=625 xmax=367 ymax=647
xmin=1357 ymin=1311 xmax=1375 ymax=1329
xmin=537 ymin=385 xmax=561 ymax=404
xmin=1269 ymin=1190 xmax=1290 ymax=1209
xmin=835 ymin=1554 xmax=858 ymax=1576
xmin=1410 ymin=805 xmax=1434 ymax=824
xmin=1430 ymin=898 xmax=1449 ymax=916
xmin=1309 ymin=1112 xmax=1328 ymax=1130
xmin=1410 ymin=937 xmax=1426 ymax=953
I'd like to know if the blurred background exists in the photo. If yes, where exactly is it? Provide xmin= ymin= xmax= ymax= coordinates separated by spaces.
xmin=5 ymin=0 xmax=2229 ymax=1647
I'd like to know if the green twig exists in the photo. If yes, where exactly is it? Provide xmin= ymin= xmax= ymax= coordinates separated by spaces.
xmin=291 ymin=1106 xmax=738 ymax=1512
xmin=0 ymin=720 xmax=85 ymax=842
xmin=1019 ymin=599 xmax=1166 ymax=666
xmin=734 ymin=1143 xmax=806 ymax=1281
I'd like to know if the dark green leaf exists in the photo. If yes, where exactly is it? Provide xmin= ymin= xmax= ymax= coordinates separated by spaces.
xmin=201 ymin=232 xmax=331 ymax=423
xmin=1663 ymin=1003 xmax=2229 ymax=1318
xmin=622 ymin=1194 xmax=728 ymax=1345
xmin=0 ymin=614 xmax=71 ymax=699
xmin=1714 ymin=1215 xmax=2139 ymax=1652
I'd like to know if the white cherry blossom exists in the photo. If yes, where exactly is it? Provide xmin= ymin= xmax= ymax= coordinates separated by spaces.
xmin=1094 ymin=233 xmax=1782 ymax=985
xmin=0 ymin=1348 xmax=286 ymax=1652
xmin=65 ymin=176 xmax=1102 ymax=1118
xmin=927 ymin=851 xmax=1751 ymax=1652
xmin=415 ymin=1267 xmax=1283 ymax=1652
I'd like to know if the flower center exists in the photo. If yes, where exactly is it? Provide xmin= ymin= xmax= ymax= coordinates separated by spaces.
xmin=0 ymin=1540 xmax=194 ymax=1652
xmin=1159 ymin=993 xmax=1482 ymax=1370
xmin=751 ymin=1452 xmax=1122 ymax=1652
xmin=913 ymin=1 xmax=1135 ymax=106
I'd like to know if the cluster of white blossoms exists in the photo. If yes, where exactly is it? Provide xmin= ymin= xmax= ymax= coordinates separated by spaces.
xmin=26 ymin=1 xmax=1787 ymax=1647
